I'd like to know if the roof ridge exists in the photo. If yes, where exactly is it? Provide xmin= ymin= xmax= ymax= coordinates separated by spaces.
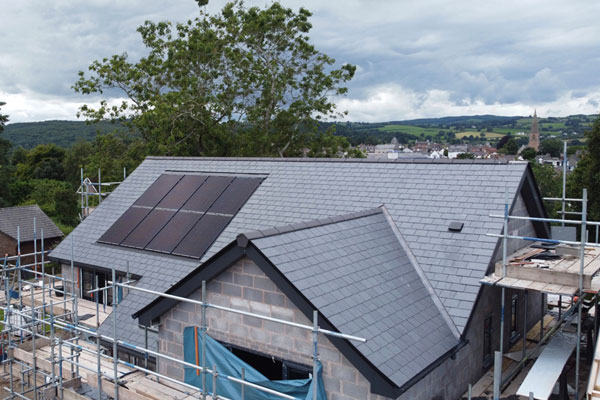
xmin=237 ymin=207 xmax=384 ymax=246
xmin=0 ymin=204 xmax=40 ymax=211
xmin=145 ymin=156 xmax=511 ymax=165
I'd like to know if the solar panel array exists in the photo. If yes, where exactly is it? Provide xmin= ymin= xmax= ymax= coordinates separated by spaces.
xmin=98 ymin=174 xmax=263 ymax=259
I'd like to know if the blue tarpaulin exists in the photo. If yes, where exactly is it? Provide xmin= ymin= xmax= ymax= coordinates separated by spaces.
xmin=183 ymin=326 xmax=327 ymax=399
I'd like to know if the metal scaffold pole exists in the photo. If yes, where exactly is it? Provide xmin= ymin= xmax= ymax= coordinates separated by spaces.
xmin=81 ymin=168 xmax=85 ymax=219
xmin=98 ymin=168 xmax=102 ymax=205
xmin=575 ymin=188 xmax=587 ymax=400
xmin=41 ymin=229 xmax=45 ymax=323
xmin=312 ymin=310 xmax=319 ymax=400
xmin=18 ymin=226 xmax=23 ymax=344
xmin=112 ymin=265 xmax=119 ymax=400
xmin=494 ymin=189 xmax=509 ymax=400
xmin=201 ymin=280 xmax=207 ymax=400
xmin=30 ymin=282 xmax=38 ymax=400
xmin=561 ymin=141 xmax=567 ymax=226
xmin=33 ymin=216 xmax=37 ymax=277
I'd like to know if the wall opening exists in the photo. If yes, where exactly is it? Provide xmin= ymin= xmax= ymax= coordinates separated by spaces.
xmin=222 ymin=342 xmax=311 ymax=380
xmin=483 ymin=314 xmax=492 ymax=369
xmin=510 ymin=294 xmax=519 ymax=342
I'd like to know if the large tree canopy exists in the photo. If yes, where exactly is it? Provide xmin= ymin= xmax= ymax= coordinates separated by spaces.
xmin=74 ymin=1 xmax=355 ymax=157
xmin=568 ymin=114 xmax=600 ymax=221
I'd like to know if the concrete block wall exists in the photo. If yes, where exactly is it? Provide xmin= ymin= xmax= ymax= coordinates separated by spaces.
xmin=400 ymin=283 xmax=541 ymax=400
xmin=158 ymin=257 xmax=391 ymax=400
xmin=157 ymin=257 xmax=543 ymax=400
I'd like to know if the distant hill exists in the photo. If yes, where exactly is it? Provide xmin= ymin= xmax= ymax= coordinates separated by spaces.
xmin=2 ymin=120 xmax=129 ymax=148
xmin=329 ymin=114 xmax=597 ymax=146
xmin=1 ymin=114 xmax=597 ymax=149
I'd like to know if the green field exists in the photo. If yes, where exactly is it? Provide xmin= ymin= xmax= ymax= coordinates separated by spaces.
xmin=455 ymin=131 xmax=504 ymax=139
xmin=378 ymin=124 xmax=442 ymax=137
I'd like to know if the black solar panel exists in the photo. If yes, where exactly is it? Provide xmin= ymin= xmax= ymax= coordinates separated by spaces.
xmin=172 ymin=214 xmax=232 ymax=258
xmin=157 ymin=175 xmax=208 ymax=210
xmin=98 ymin=173 xmax=262 ymax=259
xmin=208 ymin=177 xmax=263 ymax=215
xmin=98 ymin=207 xmax=151 ymax=245
xmin=120 ymin=209 xmax=176 ymax=249
xmin=181 ymin=176 xmax=233 ymax=213
xmin=134 ymin=174 xmax=183 ymax=207
xmin=145 ymin=211 xmax=203 ymax=254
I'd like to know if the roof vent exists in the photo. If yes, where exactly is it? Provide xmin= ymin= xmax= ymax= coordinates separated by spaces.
xmin=448 ymin=222 xmax=464 ymax=232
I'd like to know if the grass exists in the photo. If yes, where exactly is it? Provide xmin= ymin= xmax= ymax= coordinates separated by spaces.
xmin=378 ymin=124 xmax=445 ymax=137
xmin=55 ymin=222 xmax=75 ymax=235
xmin=455 ymin=131 xmax=504 ymax=139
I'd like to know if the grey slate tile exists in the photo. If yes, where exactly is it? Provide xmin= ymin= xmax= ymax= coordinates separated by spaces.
xmin=251 ymin=211 xmax=458 ymax=388
xmin=48 ymin=158 xmax=529 ymax=371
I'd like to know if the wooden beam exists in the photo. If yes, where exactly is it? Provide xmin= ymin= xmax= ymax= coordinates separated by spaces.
xmin=503 ymin=263 xmax=592 ymax=288
xmin=63 ymin=388 xmax=89 ymax=400
xmin=12 ymin=348 xmax=52 ymax=376
xmin=87 ymin=373 xmax=156 ymax=400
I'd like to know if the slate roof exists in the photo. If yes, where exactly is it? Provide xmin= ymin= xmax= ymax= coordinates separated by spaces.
xmin=248 ymin=207 xmax=459 ymax=387
xmin=0 ymin=205 xmax=63 ymax=242
xmin=49 ymin=157 xmax=537 ymax=348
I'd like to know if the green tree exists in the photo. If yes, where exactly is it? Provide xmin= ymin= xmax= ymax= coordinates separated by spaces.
xmin=63 ymin=141 xmax=94 ymax=185
xmin=530 ymin=162 xmax=562 ymax=217
xmin=85 ymin=133 xmax=145 ymax=182
xmin=496 ymin=135 xmax=511 ymax=150
xmin=456 ymin=152 xmax=475 ymax=159
xmin=540 ymin=139 xmax=563 ymax=157
xmin=74 ymin=1 xmax=355 ymax=158
xmin=16 ymin=144 xmax=66 ymax=181
xmin=520 ymin=147 xmax=537 ymax=161
xmin=0 ymin=101 xmax=8 ymax=133
xmin=19 ymin=179 xmax=78 ymax=225
xmin=10 ymin=146 xmax=28 ymax=166
xmin=501 ymin=138 xmax=519 ymax=155
xmin=0 ymin=104 xmax=11 ymax=206
xmin=568 ymin=115 xmax=600 ymax=221
xmin=0 ymin=139 xmax=12 ymax=206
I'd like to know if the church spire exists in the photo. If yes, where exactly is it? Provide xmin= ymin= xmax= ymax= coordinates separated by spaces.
xmin=529 ymin=110 xmax=540 ymax=151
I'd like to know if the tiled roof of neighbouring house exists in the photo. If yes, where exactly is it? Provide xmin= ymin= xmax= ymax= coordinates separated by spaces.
xmin=0 ymin=205 xmax=63 ymax=242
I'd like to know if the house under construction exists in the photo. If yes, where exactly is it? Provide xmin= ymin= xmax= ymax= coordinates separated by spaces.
xmin=1 ymin=157 xmax=599 ymax=400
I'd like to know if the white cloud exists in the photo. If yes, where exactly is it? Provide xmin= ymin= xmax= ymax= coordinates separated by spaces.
xmin=1 ymin=90 xmax=128 ymax=123
xmin=336 ymin=84 xmax=600 ymax=122
xmin=1 ymin=0 xmax=600 ymax=122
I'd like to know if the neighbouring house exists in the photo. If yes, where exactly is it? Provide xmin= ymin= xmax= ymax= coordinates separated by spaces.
xmin=0 ymin=205 xmax=63 ymax=267
xmin=412 ymin=141 xmax=443 ymax=153
xmin=49 ymin=157 xmax=549 ymax=400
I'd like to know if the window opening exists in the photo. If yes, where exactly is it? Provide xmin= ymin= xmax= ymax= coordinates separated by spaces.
xmin=222 ymin=343 xmax=310 ymax=380
xmin=510 ymin=294 xmax=519 ymax=341
xmin=483 ymin=314 xmax=492 ymax=368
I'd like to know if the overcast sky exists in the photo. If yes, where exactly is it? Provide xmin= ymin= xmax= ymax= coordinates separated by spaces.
xmin=2 ymin=0 xmax=600 ymax=123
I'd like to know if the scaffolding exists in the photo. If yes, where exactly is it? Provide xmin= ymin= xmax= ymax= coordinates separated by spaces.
xmin=0 ymin=219 xmax=366 ymax=400
xmin=472 ymin=183 xmax=600 ymax=400
xmin=78 ymin=168 xmax=125 ymax=221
